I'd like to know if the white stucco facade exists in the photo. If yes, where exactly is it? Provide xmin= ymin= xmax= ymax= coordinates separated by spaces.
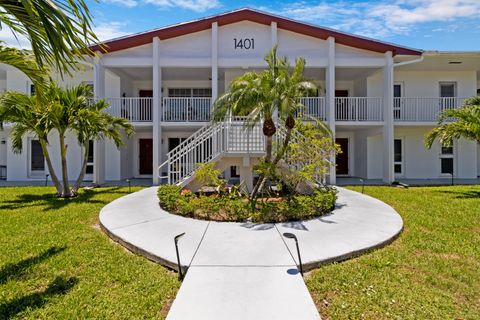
xmin=1 ymin=8 xmax=479 ymax=185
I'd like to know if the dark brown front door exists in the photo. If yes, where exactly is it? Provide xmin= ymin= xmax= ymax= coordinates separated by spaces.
xmin=335 ymin=90 xmax=349 ymax=97
xmin=336 ymin=138 xmax=349 ymax=175
xmin=139 ymin=139 xmax=153 ymax=175
xmin=139 ymin=90 xmax=153 ymax=97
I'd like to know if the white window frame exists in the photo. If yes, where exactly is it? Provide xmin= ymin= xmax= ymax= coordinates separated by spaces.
xmin=439 ymin=141 xmax=455 ymax=177
xmin=28 ymin=138 xmax=45 ymax=178
xmin=83 ymin=140 xmax=94 ymax=181
xmin=393 ymin=82 xmax=404 ymax=120
xmin=394 ymin=138 xmax=404 ymax=177
xmin=439 ymin=82 xmax=457 ymax=98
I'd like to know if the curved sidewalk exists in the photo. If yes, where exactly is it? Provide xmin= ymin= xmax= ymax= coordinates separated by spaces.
xmin=99 ymin=187 xmax=403 ymax=320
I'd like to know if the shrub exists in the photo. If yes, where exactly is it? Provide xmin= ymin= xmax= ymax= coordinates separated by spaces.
xmin=158 ymin=185 xmax=337 ymax=223
xmin=157 ymin=185 xmax=181 ymax=211
xmin=193 ymin=162 xmax=225 ymax=187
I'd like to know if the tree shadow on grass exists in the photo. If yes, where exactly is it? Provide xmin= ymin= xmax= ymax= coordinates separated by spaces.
xmin=0 ymin=187 xmax=130 ymax=212
xmin=0 ymin=276 xmax=78 ymax=319
xmin=434 ymin=190 xmax=480 ymax=199
xmin=0 ymin=246 xmax=66 ymax=285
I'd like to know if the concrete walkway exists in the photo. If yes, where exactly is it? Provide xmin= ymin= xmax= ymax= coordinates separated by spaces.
xmin=99 ymin=187 xmax=403 ymax=319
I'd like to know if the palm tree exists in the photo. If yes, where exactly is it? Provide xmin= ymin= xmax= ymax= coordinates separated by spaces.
xmin=0 ymin=0 xmax=98 ymax=76
xmin=425 ymin=96 xmax=480 ymax=149
xmin=48 ymin=83 xmax=133 ymax=197
xmin=0 ymin=91 xmax=63 ymax=195
xmin=0 ymin=83 xmax=134 ymax=197
xmin=213 ymin=47 xmax=316 ymax=197
xmin=71 ymin=97 xmax=134 ymax=195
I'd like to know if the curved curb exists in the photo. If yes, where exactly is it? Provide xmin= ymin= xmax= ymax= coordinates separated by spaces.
xmin=99 ymin=186 xmax=403 ymax=272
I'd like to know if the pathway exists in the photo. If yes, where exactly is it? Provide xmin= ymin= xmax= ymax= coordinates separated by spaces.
xmin=100 ymin=187 xmax=403 ymax=319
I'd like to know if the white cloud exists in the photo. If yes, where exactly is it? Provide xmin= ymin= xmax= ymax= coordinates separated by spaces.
xmin=271 ymin=0 xmax=480 ymax=38
xmin=93 ymin=22 xmax=129 ymax=41
xmin=105 ymin=0 xmax=138 ymax=8
xmin=0 ymin=21 xmax=128 ymax=48
xmin=144 ymin=0 xmax=221 ymax=12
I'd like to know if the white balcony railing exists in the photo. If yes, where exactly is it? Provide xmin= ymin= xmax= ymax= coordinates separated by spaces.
xmin=106 ymin=97 xmax=152 ymax=122
xmin=299 ymin=97 xmax=326 ymax=121
xmin=335 ymin=97 xmax=384 ymax=121
xmin=393 ymin=97 xmax=467 ymax=122
xmin=162 ymin=97 xmax=212 ymax=122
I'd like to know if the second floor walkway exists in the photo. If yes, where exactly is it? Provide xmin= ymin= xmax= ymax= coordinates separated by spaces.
xmin=104 ymin=96 xmax=469 ymax=124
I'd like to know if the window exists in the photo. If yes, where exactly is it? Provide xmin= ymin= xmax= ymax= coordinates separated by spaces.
xmin=29 ymin=84 xmax=35 ymax=96
xmin=439 ymin=82 xmax=457 ymax=97
xmin=440 ymin=143 xmax=454 ymax=175
xmin=168 ymin=88 xmax=212 ymax=97
xmin=393 ymin=83 xmax=403 ymax=120
xmin=394 ymin=139 xmax=403 ymax=175
xmin=30 ymin=140 xmax=45 ymax=172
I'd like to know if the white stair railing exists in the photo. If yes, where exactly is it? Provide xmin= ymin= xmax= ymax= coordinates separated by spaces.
xmin=158 ymin=117 xmax=264 ymax=186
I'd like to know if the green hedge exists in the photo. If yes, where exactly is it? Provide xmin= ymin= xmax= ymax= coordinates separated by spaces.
xmin=158 ymin=185 xmax=337 ymax=223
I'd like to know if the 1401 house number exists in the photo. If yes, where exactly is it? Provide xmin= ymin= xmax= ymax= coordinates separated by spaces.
xmin=234 ymin=38 xmax=255 ymax=50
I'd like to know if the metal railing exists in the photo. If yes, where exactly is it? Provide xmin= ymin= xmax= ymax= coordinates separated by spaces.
xmin=105 ymin=97 xmax=152 ymax=122
xmin=158 ymin=116 xmax=264 ymax=185
xmin=335 ymin=97 xmax=384 ymax=121
xmin=162 ymin=97 xmax=212 ymax=122
xmin=393 ymin=97 xmax=467 ymax=122
xmin=298 ymin=97 xmax=326 ymax=121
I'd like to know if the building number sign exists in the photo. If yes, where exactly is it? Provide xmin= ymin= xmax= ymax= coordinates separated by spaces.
xmin=234 ymin=38 xmax=255 ymax=50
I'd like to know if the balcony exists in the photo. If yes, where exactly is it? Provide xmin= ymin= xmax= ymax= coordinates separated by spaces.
xmin=106 ymin=97 xmax=152 ymax=122
xmin=335 ymin=97 xmax=384 ymax=122
xmin=393 ymin=97 xmax=467 ymax=122
xmin=162 ymin=97 xmax=211 ymax=122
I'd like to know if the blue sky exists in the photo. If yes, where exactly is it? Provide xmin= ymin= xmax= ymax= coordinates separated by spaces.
xmin=4 ymin=0 xmax=480 ymax=51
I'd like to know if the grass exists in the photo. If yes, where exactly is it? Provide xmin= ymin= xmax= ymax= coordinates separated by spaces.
xmin=0 ymin=186 xmax=179 ymax=319
xmin=306 ymin=185 xmax=480 ymax=320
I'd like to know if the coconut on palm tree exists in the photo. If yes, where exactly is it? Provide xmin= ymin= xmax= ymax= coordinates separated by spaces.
xmin=212 ymin=47 xmax=318 ymax=197
xmin=425 ymin=96 xmax=480 ymax=149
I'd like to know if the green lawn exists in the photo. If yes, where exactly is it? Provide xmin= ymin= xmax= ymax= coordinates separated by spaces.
xmin=0 ymin=187 xmax=179 ymax=319
xmin=307 ymin=185 xmax=480 ymax=320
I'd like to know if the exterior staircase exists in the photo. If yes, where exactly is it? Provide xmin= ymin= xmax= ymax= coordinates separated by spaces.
xmin=158 ymin=117 xmax=327 ymax=187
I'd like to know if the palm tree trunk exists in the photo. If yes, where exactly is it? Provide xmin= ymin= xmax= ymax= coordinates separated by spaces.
xmin=59 ymin=132 xmax=71 ymax=197
xmin=39 ymin=139 xmax=62 ymax=196
xmin=71 ymin=141 xmax=89 ymax=195
xmin=250 ymin=135 xmax=274 ymax=199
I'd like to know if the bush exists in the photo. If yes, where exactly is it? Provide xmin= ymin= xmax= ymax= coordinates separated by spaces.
xmin=157 ymin=185 xmax=181 ymax=211
xmin=157 ymin=185 xmax=337 ymax=223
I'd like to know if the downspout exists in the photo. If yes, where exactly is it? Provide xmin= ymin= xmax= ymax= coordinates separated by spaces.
xmin=393 ymin=55 xmax=424 ymax=68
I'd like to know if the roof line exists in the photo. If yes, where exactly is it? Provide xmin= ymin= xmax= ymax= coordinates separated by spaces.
xmin=90 ymin=7 xmax=423 ymax=56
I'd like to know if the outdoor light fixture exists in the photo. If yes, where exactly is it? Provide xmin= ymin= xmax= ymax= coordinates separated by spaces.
xmin=174 ymin=232 xmax=186 ymax=280
xmin=360 ymin=178 xmax=365 ymax=194
xmin=126 ymin=179 xmax=131 ymax=193
xmin=283 ymin=232 xmax=304 ymax=277
xmin=45 ymin=174 xmax=50 ymax=186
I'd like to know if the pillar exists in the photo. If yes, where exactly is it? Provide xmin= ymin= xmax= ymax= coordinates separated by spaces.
xmin=326 ymin=37 xmax=336 ymax=185
xmin=383 ymin=51 xmax=394 ymax=183
xmin=152 ymin=37 xmax=162 ymax=185
xmin=93 ymin=52 xmax=106 ymax=184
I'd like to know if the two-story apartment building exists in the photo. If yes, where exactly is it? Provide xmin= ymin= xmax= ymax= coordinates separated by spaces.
xmin=0 ymin=8 xmax=479 ymax=187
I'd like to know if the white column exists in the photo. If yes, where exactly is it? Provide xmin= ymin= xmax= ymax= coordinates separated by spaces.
xmin=152 ymin=37 xmax=162 ymax=185
xmin=271 ymin=21 xmax=277 ymax=47
xmin=383 ymin=51 xmax=394 ymax=183
xmin=93 ymin=52 xmax=106 ymax=184
xmin=326 ymin=37 xmax=336 ymax=185
xmin=211 ymin=22 xmax=218 ymax=102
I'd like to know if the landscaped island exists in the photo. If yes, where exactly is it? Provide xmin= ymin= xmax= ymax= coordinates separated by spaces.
xmin=157 ymin=184 xmax=337 ymax=223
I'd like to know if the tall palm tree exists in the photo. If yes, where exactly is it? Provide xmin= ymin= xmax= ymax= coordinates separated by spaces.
xmin=425 ymin=96 xmax=480 ymax=149
xmin=0 ymin=0 xmax=98 ymax=76
xmin=0 ymin=91 xmax=63 ymax=195
xmin=47 ymin=83 xmax=133 ymax=197
xmin=71 ymin=97 xmax=134 ymax=195
xmin=213 ymin=47 xmax=316 ymax=197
